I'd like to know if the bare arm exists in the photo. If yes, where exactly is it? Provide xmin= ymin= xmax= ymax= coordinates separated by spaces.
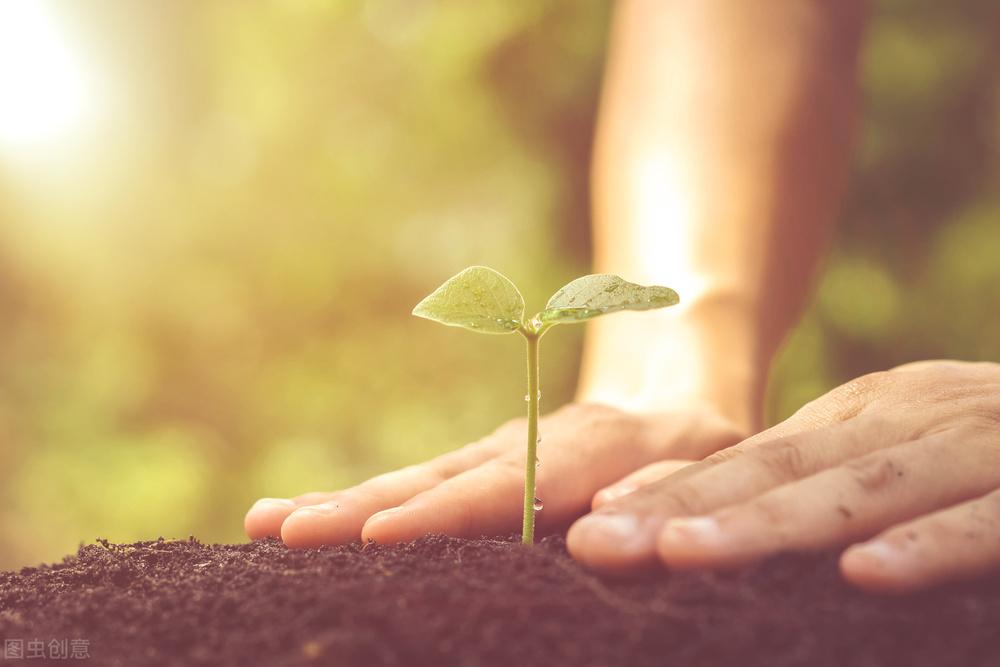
xmin=579 ymin=0 xmax=868 ymax=434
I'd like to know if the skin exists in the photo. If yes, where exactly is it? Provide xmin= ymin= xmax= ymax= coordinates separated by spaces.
xmin=579 ymin=0 xmax=865 ymax=435
xmin=248 ymin=0 xmax=869 ymax=552
xmin=248 ymin=0 xmax=1000 ymax=591
xmin=573 ymin=361 xmax=1000 ymax=593
xmin=247 ymin=403 xmax=743 ymax=548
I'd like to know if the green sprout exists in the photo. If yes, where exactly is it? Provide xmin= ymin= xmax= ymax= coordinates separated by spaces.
xmin=412 ymin=266 xmax=679 ymax=545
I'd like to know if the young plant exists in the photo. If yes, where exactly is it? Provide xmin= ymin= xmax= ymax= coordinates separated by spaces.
xmin=412 ymin=266 xmax=679 ymax=545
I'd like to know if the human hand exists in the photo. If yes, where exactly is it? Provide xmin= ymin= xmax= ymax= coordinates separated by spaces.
xmin=245 ymin=402 xmax=742 ymax=548
xmin=567 ymin=360 xmax=1000 ymax=593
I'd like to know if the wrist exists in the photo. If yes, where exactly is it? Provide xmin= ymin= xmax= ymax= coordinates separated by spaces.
xmin=575 ymin=288 xmax=771 ymax=434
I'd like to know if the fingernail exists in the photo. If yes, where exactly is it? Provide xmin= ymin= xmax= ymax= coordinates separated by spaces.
xmin=846 ymin=541 xmax=902 ymax=569
xmin=289 ymin=503 xmax=337 ymax=518
xmin=367 ymin=506 xmax=405 ymax=524
xmin=568 ymin=512 xmax=666 ymax=567
xmin=575 ymin=513 xmax=641 ymax=543
xmin=254 ymin=498 xmax=295 ymax=509
xmin=662 ymin=516 xmax=724 ymax=546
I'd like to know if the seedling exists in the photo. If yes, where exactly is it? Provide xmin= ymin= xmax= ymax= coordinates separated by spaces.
xmin=413 ymin=266 xmax=679 ymax=544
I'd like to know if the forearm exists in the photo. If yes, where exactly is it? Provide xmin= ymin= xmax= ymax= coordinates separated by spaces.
xmin=578 ymin=0 xmax=868 ymax=433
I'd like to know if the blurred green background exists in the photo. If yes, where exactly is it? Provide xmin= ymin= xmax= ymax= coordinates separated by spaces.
xmin=0 ymin=0 xmax=998 ymax=569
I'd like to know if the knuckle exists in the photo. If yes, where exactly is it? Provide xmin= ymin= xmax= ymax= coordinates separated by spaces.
xmin=794 ymin=371 xmax=891 ymax=423
xmin=427 ymin=457 xmax=464 ymax=481
xmin=746 ymin=495 xmax=793 ymax=530
xmin=492 ymin=455 xmax=524 ymax=478
xmin=838 ymin=371 xmax=892 ymax=406
xmin=704 ymin=447 xmax=744 ymax=466
xmin=663 ymin=483 xmax=708 ymax=516
xmin=968 ymin=403 xmax=1000 ymax=432
xmin=843 ymin=370 xmax=889 ymax=395
xmin=751 ymin=437 xmax=811 ymax=480
xmin=842 ymin=454 xmax=903 ymax=494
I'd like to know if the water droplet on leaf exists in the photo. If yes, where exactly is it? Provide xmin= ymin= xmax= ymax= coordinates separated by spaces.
xmin=533 ymin=497 xmax=543 ymax=511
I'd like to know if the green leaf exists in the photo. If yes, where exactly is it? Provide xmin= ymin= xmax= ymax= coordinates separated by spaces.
xmin=538 ymin=274 xmax=679 ymax=324
xmin=412 ymin=266 xmax=525 ymax=334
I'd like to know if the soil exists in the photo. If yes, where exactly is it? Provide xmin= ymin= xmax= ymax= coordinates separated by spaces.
xmin=1 ymin=534 xmax=998 ymax=667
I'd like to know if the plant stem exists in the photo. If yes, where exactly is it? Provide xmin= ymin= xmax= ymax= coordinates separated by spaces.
xmin=522 ymin=331 xmax=540 ymax=545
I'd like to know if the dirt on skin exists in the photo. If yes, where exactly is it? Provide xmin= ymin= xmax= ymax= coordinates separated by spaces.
xmin=1 ymin=534 xmax=998 ymax=667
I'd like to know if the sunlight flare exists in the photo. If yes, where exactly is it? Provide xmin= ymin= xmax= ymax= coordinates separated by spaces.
xmin=0 ymin=1 xmax=100 ymax=153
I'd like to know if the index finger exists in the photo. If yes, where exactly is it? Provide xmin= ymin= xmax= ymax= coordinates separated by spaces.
xmin=567 ymin=413 xmax=898 ymax=570
xmin=244 ymin=426 xmax=509 ymax=544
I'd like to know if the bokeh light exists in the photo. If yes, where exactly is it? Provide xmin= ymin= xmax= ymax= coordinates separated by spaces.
xmin=0 ymin=1 xmax=102 ymax=154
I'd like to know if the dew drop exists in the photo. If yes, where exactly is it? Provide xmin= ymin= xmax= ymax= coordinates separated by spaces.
xmin=533 ymin=497 xmax=544 ymax=511
xmin=524 ymin=394 xmax=530 ymax=402
xmin=535 ymin=457 xmax=541 ymax=468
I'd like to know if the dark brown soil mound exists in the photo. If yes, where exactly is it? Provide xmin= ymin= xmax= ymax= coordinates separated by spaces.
xmin=1 ymin=534 xmax=998 ymax=666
